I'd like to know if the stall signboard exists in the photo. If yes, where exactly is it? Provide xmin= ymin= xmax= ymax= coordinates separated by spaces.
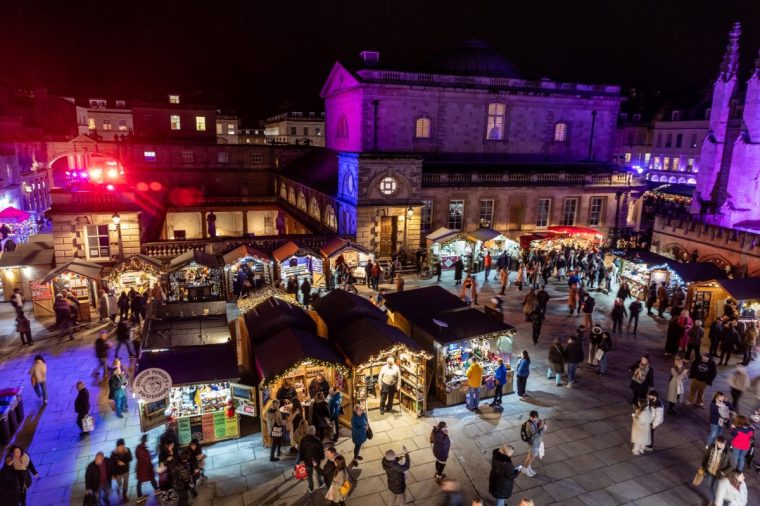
xmin=120 ymin=271 xmax=142 ymax=287
xmin=650 ymin=270 xmax=668 ymax=286
xmin=138 ymin=397 xmax=170 ymax=433
xmin=231 ymin=383 xmax=257 ymax=417
xmin=30 ymin=280 xmax=51 ymax=301
xmin=133 ymin=368 xmax=173 ymax=401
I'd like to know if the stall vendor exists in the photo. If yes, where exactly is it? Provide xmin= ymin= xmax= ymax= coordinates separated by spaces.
xmin=308 ymin=373 xmax=330 ymax=399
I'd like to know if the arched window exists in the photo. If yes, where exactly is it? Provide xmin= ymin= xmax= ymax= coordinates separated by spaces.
xmin=415 ymin=117 xmax=431 ymax=139
xmin=677 ymin=177 xmax=686 ymax=184
xmin=336 ymin=114 xmax=349 ymax=139
xmin=324 ymin=205 xmax=337 ymax=230
xmin=288 ymin=188 xmax=296 ymax=205
xmin=554 ymin=122 xmax=568 ymax=142
xmin=668 ymin=176 xmax=677 ymax=184
xmin=309 ymin=197 xmax=321 ymax=220
xmin=687 ymin=177 xmax=697 ymax=185
xmin=280 ymin=183 xmax=288 ymax=200
xmin=650 ymin=175 xmax=660 ymax=182
xmin=297 ymin=191 xmax=307 ymax=211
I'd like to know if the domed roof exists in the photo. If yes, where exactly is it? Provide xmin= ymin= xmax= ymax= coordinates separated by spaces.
xmin=424 ymin=40 xmax=522 ymax=78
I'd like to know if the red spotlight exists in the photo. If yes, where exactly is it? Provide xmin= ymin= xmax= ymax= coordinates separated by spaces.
xmin=149 ymin=181 xmax=163 ymax=191
xmin=136 ymin=182 xmax=149 ymax=192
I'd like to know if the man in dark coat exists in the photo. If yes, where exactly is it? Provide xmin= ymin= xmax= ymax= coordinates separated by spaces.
xmin=75 ymin=381 xmax=90 ymax=434
xmin=296 ymin=427 xmax=324 ymax=493
xmin=382 ymin=447 xmax=411 ymax=503
xmin=536 ymin=286 xmax=550 ymax=315
xmin=453 ymin=259 xmax=464 ymax=286
xmin=54 ymin=294 xmax=74 ymax=341
xmin=84 ymin=452 xmax=113 ymax=505
xmin=0 ymin=454 xmax=20 ymax=506
xmin=488 ymin=445 xmax=521 ymax=503
xmin=564 ymin=333 xmax=584 ymax=388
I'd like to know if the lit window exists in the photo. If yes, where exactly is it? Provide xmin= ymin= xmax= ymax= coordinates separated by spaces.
xmin=143 ymin=151 xmax=156 ymax=162
xmin=181 ymin=151 xmax=194 ymax=163
xmin=673 ymin=158 xmax=681 ymax=171
xmin=379 ymin=176 xmax=397 ymax=195
xmin=102 ymin=119 xmax=112 ymax=131
xmin=479 ymin=200 xmax=494 ymax=227
xmin=644 ymin=153 xmax=651 ymax=166
xmin=170 ymin=115 xmax=181 ymax=130
xmin=324 ymin=206 xmax=337 ymax=230
xmin=216 ymin=123 xmax=223 ymax=134
xmin=228 ymin=124 xmax=236 ymax=135
xmin=561 ymin=198 xmax=577 ymax=226
xmin=536 ymin=199 xmax=550 ymax=227
xmin=288 ymin=188 xmax=296 ymax=205
xmin=336 ymin=115 xmax=349 ymax=139
xmin=280 ymin=183 xmax=288 ymax=200
xmin=169 ymin=94 xmax=180 ymax=104
xmin=486 ymin=103 xmax=506 ymax=140
xmin=415 ymin=117 xmax=431 ymax=139
xmin=554 ymin=122 xmax=568 ymax=142
xmin=118 ymin=119 xmax=127 ymax=131
xmin=86 ymin=224 xmax=110 ymax=259
xmin=315 ymin=127 xmax=322 ymax=136
xmin=448 ymin=200 xmax=464 ymax=230
xmin=195 ymin=116 xmax=206 ymax=131
xmin=297 ymin=192 xmax=307 ymax=211
xmin=309 ymin=197 xmax=321 ymax=220
xmin=624 ymin=153 xmax=632 ymax=163
xmin=653 ymin=156 xmax=661 ymax=170
xmin=115 ymin=100 xmax=126 ymax=108
xmin=687 ymin=158 xmax=695 ymax=171
xmin=217 ymin=152 xmax=229 ymax=163
xmin=687 ymin=177 xmax=697 ymax=184
xmin=588 ymin=197 xmax=605 ymax=226
xmin=663 ymin=157 xmax=670 ymax=171
xmin=87 ymin=118 xmax=96 ymax=130
xmin=252 ymin=153 xmax=263 ymax=163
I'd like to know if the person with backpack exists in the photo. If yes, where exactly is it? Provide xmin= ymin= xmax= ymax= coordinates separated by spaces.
xmin=489 ymin=444 xmax=521 ymax=506
xmin=520 ymin=410 xmax=546 ymax=477
xmin=729 ymin=415 xmax=755 ymax=472
xmin=564 ymin=333 xmax=584 ymax=389
xmin=430 ymin=421 xmax=450 ymax=481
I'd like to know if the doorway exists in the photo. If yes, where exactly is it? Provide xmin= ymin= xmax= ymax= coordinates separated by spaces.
xmin=379 ymin=216 xmax=398 ymax=255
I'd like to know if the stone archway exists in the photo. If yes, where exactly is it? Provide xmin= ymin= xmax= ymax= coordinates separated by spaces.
xmin=660 ymin=242 xmax=690 ymax=263
xmin=699 ymin=254 xmax=734 ymax=277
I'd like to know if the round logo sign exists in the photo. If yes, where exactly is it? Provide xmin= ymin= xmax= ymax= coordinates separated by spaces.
xmin=133 ymin=368 xmax=172 ymax=401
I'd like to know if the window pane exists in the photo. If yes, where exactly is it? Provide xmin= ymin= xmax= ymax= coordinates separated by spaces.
xmin=415 ymin=118 xmax=431 ymax=139
xmin=448 ymin=200 xmax=464 ymax=230
xmin=536 ymin=199 xmax=550 ymax=227
xmin=486 ymin=103 xmax=505 ymax=140
xmin=554 ymin=122 xmax=567 ymax=142
xmin=479 ymin=200 xmax=494 ymax=227
xmin=421 ymin=200 xmax=433 ymax=233
xmin=588 ymin=197 xmax=604 ymax=226
xmin=562 ymin=198 xmax=577 ymax=226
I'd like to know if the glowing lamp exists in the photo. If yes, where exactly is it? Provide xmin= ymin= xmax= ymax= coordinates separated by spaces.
xmin=112 ymin=213 xmax=121 ymax=226
xmin=108 ymin=168 xmax=118 ymax=178
xmin=106 ymin=184 xmax=115 ymax=191
xmin=407 ymin=206 xmax=414 ymax=218
xmin=79 ymin=171 xmax=88 ymax=178
xmin=65 ymin=171 xmax=70 ymax=176
xmin=89 ymin=168 xmax=103 ymax=179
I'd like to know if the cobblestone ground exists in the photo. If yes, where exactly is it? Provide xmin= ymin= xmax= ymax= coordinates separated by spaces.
xmin=0 ymin=270 xmax=758 ymax=506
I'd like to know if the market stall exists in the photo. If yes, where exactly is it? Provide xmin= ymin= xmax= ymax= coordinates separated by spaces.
xmin=333 ymin=318 xmax=429 ymax=417
xmin=166 ymin=250 xmax=224 ymax=302
xmin=106 ymin=254 xmax=163 ymax=296
xmin=426 ymin=227 xmax=476 ymax=270
xmin=467 ymin=227 xmax=520 ymax=272
xmin=384 ymin=286 xmax=516 ymax=406
xmin=244 ymin=296 xmax=317 ymax=344
xmin=0 ymin=206 xmax=38 ymax=247
xmin=312 ymin=288 xmax=387 ymax=337
xmin=254 ymin=327 xmax=349 ymax=446
xmin=319 ymin=238 xmax=372 ymax=288
xmin=547 ymin=225 xmax=604 ymax=247
xmin=41 ymin=259 xmax=103 ymax=322
xmin=518 ymin=231 xmax=563 ymax=250
xmin=272 ymin=241 xmax=323 ymax=287
xmin=222 ymin=245 xmax=274 ymax=299
xmin=0 ymin=235 xmax=54 ymax=310
xmin=687 ymin=278 xmax=760 ymax=328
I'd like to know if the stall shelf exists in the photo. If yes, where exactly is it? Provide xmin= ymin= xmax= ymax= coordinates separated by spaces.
xmin=106 ymin=254 xmax=163 ymax=296
xmin=166 ymin=250 xmax=224 ymax=303
xmin=518 ymin=231 xmax=562 ymax=250
xmin=273 ymin=241 xmax=323 ymax=287
xmin=222 ymin=245 xmax=274 ymax=299
xmin=42 ymin=259 xmax=104 ymax=322
xmin=319 ymin=238 xmax=371 ymax=287
xmin=426 ymin=227 xmax=477 ymax=270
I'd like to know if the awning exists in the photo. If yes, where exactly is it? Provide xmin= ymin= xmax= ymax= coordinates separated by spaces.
xmin=244 ymin=296 xmax=317 ymax=345
xmin=272 ymin=241 xmax=316 ymax=263
xmin=519 ymin=231 xmax=560 ymax=249
xmin=383 ymin=286 xmax=467 ymax=318
xmin=319 ymin=237 xmax=369 ymax=258
xmin=547 ymin=225 xmax=604 ymax=237
xmin=0 ymin=240 xmax=54 ymax=268
xmin=426 ymin=227 xmax=456 ymax=243
xmin=312 ymin=289 xmax=386 ymax=330
xmin=254 ymin=328 xmax=345 ymax=383
xmin=409 ymin=308 xmax=515 ymax=345
xmin=0 ymin=206 xmax=31 ymax=223
xmin=42 ymin=259 xmax=103 ymax=283
xmin=169 ymin=249 xmax=219 ymax=269
xmin=719 ymin=278 xmax=760 ymax=301
xmin=135 ymin=344 xmax=239 ymax=385
xmin=619 ymin=250 xmax=726 ymax=283
xmin=333 ymin=318 xmax=421 ymax=367
xmin=466 ymin=227 xmax=503 ymax=243
xmin=222 ymin=245 xmax=271 ymax=266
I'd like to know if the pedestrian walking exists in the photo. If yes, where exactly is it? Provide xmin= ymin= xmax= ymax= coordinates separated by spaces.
xmin=522 ymin=288 xmax=537 ymax=321
xmin=75 ymin=381 xmax=90 ymax=433
xmin=315 ymin=447 xmax=339 ymax=503
xmin=536 ymin=285 xmax=549 ymax=315
xmin=394 ymin=273 xmax=405 ymax=292
xmin=8 ymin=446 xmax=38 ymax=506
xmin=727 ymin=365 xmax=750 ymax=412
xmin=666 ymin=357 xmax=688 ymax=414
xmin=547 ymin=339 xmax=565 ymax=386
xmin=628 ymin=298 xmax=642 ymax=334
xmin=697 ymin=437 xmax=732 ymax=505
xmin=687 ymin=352 xmax=717 ymax=408
xmin=714 ymin=470 xmax=748 ymax=506
xmin=0 ymin=454 xmax=21 ymax=506
xmin=15 ymin=313 xmax=32 ymax=346
xmin=498 ymin=268 xmax=508 ymax=295
xmin=520 ymin=411 xmax=545 ymax=477
xmin=729 ymin=415 xmax=754 ymax=472
xmin=581 ymin=293 xmax=595 ymax=329
xmin=490 ymin=358 xmax=507 ymax=405
xmin=324 ymin=455 xmax=349 ymax=505
xmin=564 ymin=333 xmax=583 ymax=388
xmin=628 ymin=355 xmax=654 ymax=406
xmin=740 ymin=322 xmax=757 ymax=366
xmin=311 ymin=392 xmax=331 ymax=442
xmin=630 ymin=404 xmax=653 ymax=455
xmin=10 ymin=288 xmax=24 ymax=316
xmin=706 ymin=392 xmax=733 ymax=447
xmin=708 ymin=317 xmax=724 ymax=357
xmin=84 ymin=451 xmax=112 ymax=506
xmin=300 ymin=277 xmax=312 ymax=306
xmin=465 ymin=357 xmax=483 ymax=412
xmin=171 ymin=450 xmax=194 ymax=506
xmin=114 ymin=320 xmax=135 ymax=359
xmin=515 ymin=350 xmax=530 ymax=399
xmin=350 ymin=404 xmax=368 ymax=462
xmin=98 ymin=289 xmax=110 ymax=322
xmin=94 ymin=330 xmax=111 ymax=381
xmin=438 ymin=478 xmax=464 ymax=506
xmin=530 ymin=308 xmax=543 ymax=345
xmin=483 ymin=251 xmax=492 ymax=281
xmin=645 ymin=390 xmax=664 ymax=451
xmin=434 ymin=260 xmax=442 ymax=282
xmin=685 ymin=320 xmax=704 ymax=360
xmin=266 ymin=399 xmax=284 ymax=461
xmin=488 ymin=444 xmax=521 ymax=506
xmin=135 ymin=434 xmax=158 ymax=502
xmin=296 ymin=426 xmax=324 ymax=493
xmin=109 ymin=362 xmax=128 ymax=418
xmin=719 ymin=321 xmax=739 ymax=366
xmin=611 ymin=298 xmax=627 ymax=333
xmin=588 ymin=325 xmax=603 ymax=365
xmin=646 ymin=282 xmax=657 ymax=315
xmin=378 ymin=356 xmax=400 ymax=414
xmin=430 ymin=421 xmax=450 ymax=481
xmin=454 ymin=258 xmax=464 ymax=286
xmin=382 ymin=447 xmax=410 ymax=506
xmin=29 ymin=355 xmax=47 ymax=404
xmin=597 ymin=331 xmax=612 ymax=375
xmin=461 ymin=274 xmax=478 ymax=305
xmin=110 ymin=439 xmax=132 ymax=502
xmin=657 ymin=282 xmax=668 ymax=317
xmin=54 ymin=293 xmax=75 ymax=341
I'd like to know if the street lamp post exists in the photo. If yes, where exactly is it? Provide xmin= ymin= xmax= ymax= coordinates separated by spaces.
xmin=112 ymin=212 xmax=123 ymax=260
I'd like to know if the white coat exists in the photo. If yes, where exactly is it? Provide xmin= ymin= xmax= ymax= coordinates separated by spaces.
xmin=714 ymin=477 xmax=747 ymax=506
xmin=631 ymin=409 xmax=652 ymax=447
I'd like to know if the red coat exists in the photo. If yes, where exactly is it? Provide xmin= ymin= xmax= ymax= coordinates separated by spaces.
xmin=135 ymin=443 xmax=154 ymax=481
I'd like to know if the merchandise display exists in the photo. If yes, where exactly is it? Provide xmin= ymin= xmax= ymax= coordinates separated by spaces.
xmin=169 ymin=382 xmax=239 ymax=445
xmin=107 ymin=256 xmax=162 ymax=296
xmin=170 ymin=382 xmax=230 ymax=418
xmin=430 ymin=238 xmax=474 ymax=270
xmin=440 ymin=338 xmax=503 ymax=392
xmin=167 ymin=262 xmax=224 ymax=302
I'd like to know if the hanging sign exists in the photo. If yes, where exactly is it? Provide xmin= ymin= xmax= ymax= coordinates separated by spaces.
xmin=133 ymin=368 xmax=172 ymax=401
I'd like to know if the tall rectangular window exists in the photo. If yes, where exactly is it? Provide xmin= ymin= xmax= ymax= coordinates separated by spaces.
xmin=102 ymin=119 xmax=112 ymax=131
xmin=536 ymin=199 xmax=551 ymax=228
xmin=644 ymin=153 xmax=651 ymax=166
xmin=290 ymin=126 xmax=297 ymax=135
xmin=170 ymin=115 xmax=181 ymax=130
xmin=562 ymin=198 xmax=578 ymax=226
xmin=228 ymin=124 xmax=236 ymax=135
xmin=673 ymin=158 xmax=680 ymax=172
xmin=181 ymin=151 xmax=194 ymax=163
xmin=624 ymin=152 xmax=632 ymax=163
xmin=588 ymin=197 xmax=605 ymax=226
xmin=195 ymin=116 xmax=206 ymax=131
xmin=421 ymin=200 xmax=433 ymax=234
xmin=303 ymin=127 xmax=309 ymax=136
xmin=486 ymin=103 xmax=506 ymax=140
xmin=448 ymin=200 xmax=464 ymax=230
xmin=687 ymin=158 xmax=695 ymax=171
xmin=118 ymin=119 xmax=127 ymax=131
xmin=88 ymin=118 xmax=96 ymax=130
xmin=216 ymin=123 xmax=223 ymax=134
xmin=316 ymin=127 xmax=322 ymax=136
xmin=478 ymin=200 xmax=494 ymax=227
xmin=690 ymin=133 xmax=698 ymax=147
xmin=656 ymin=133 xmax=662 ymax=147
xmin=86 ymin=225 xmax=110 ymax=259
xmin=169 ymin=94 xmax=180 ymax=104
xmin=663 ymin=157 xmax=670 ymax=171
xmin=666 ymin=133 xmax=672 ymax=147
xmin=675 ymin=133 xmax=683 ymax=148
xmin=653 ymin=156 xmax=661 ymax=170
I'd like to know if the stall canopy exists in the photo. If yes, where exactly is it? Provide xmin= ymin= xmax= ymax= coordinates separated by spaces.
xmin=383 ymin=285 xmax=467 ymax=319
xmin=312 ymin=289 xmax=386 ymax=330
xmin=0 ymin=206 xmax=31 ymax=223
xmin=108 ymin=254 xmax=163 ymax=277
xmin=547 ymin=225 xmax=603 ymax=237
xmin=136 ymin=343 xmax=239 ymax=385
xmin=426 ymin=227 xmax=457 ymax=243
xmin=169 ymin=249 xmax=219 ymax=270
xmin=466 ymin=227 xmax=502 ymax=243
xmin=410 ymin=308 xmax=515 ymax=344
xmin=244 ymin=296 xmax=316 ymax=344
xmin=272 ymin=241 xmax=303 ymax=262
xmin=319 ymin=237 xmax=369 ymax=258
xmin=333 ymin=318 xmax=421 ymax=366
xmin=42 ymin=259 xmax=103 ymax=283
xmin=222 ymin=244 xmax=271 ymax=265
xmin=254 ymin=327 xmax=346 ymax=384
xmin=621 ymin=249 xmax=726 ymax=283
xmin=716 ymin=278 xmax=760 ymax=300
xmin=144 ymin=314 xmax=231 ymax=348
xmin=519 ymin=231 xmax=560 ymax=249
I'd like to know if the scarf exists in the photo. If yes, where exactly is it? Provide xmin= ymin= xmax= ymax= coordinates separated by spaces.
xmin=706 ymin=446 xmax=723 ymax=476
xmin=632 ymin=364 xmax=649 ymax=384
xmin=12 ymin=452 xmax=30 ymax=471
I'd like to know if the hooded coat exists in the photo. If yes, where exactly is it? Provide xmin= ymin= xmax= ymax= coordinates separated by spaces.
xmin=488 ymin=449 xmax=519 ymax=499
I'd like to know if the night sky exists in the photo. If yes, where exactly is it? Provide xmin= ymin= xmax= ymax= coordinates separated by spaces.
xmin=2 ymin=1 xmax=760 ymax=123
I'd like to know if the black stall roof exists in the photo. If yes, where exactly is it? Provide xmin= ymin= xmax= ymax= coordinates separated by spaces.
xmin=719 ymin=278 xmax=760 ymax=301
xmin=245 ymin=296 xmax=316 ymax=345
xmin=334 ymin=318 xmax=420 ymax=366
xmin=136 ymin=343 xmax=239 ymax=385
xmin=143 ymin=314 xmax=231 ymax=349
xmin=312 ymin=289 xmax=386 ymax=330
xmin=411 ymin=307 xmax=515 ymax=345
xmin=169 ymin=249 xmax=220 ymax=270
xmin=383 ymin=286 xmax=467 ymax=318
xmin=148 ymin=301 xmax=227 ymax=319
xmin=254 ymin=328 xmax=344 ymax=382
xmin=619 ymin=249 xmax=725 ymax=283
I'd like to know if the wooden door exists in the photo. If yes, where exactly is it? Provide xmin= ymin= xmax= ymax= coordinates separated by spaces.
xmin=379 ymin=216 xmax=398 ymax=254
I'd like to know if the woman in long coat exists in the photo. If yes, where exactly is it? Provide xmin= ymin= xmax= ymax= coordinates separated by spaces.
xmin=547 ymin=339 xmax=565 ymax=386
xmin=666 ymin=356 xmax=688 ymax=414
xmin=488 ymin=444 xmax=520 ymax=505
xmin=664 ymin=316 xmax=681 ymax=356
xmin=631 ymin=405 xmax=653 ymax=455
xmin=350 ymin=404 xmax=368 ymax=462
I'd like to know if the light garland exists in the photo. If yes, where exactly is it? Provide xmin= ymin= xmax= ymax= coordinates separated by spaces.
xmin=106 ymin=256 xmax=162 ymax=282
xmin=436 ymin=234 xmax=475 ymax=249
xmin=261 ymin=358 xmax=351 ymax=387
xmin=647 ymin=263 xmax=685 ymax=286
xmin=237 ymin=287 xmax=298 ymax=314
xmin=362 ymin=343 xmax=432 ymax=366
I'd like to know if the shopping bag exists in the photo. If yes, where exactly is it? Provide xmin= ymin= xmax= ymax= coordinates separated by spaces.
xmin=82 ymin=414 xmax=95 ymax=433
xmin=294 ymin=463 xmax=307 ymax=481
xmin=692 ymin=467 xmax=704 ymax=486
xmin=594 ymin=349 xmax=605 ymax=362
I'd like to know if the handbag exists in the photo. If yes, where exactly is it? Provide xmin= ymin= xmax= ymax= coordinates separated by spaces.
xmin=81 ymin=414 xmax=95 ymax=433
xmin=692 ymin=467 xmax=705 ymax=486
xmin=340 ymin=479 xmax=352 ymax=496
xmin=594 ymin=349 xmax=605 ymax=362
xmin=271 ymin=424 xmax=283 ymax=438
xmin=293 ymin=463 xmax=307 ymax=480
xmin=366 ymin=425 xmax=373 ymax=440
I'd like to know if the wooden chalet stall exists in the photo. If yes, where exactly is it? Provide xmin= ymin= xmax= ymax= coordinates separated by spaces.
xmin=467 ymin=227 xmax=519 ymax=272
xmin=319 ymin=238 xmax=371 ymax=288
xmin=426 ymin=227 xmax=477 ymax=271
xmin=222 ymin=245 xmax=274 ymax=299
xmin=273 ymin=241 xmax=323 ymax=288
xmin=42 ymin=259 xmax=104 ymax=322
xmin=0 ymin=235 xmax=54 ymax=317
xmin=166 ymin=250 xmax=224 ymax=303
xmin=687 ymin=278 xmax=760 ymax=327
xmin=106 ymin=254 xmax=163 ymax=296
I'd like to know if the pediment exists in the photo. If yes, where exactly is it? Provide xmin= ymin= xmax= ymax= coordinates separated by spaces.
xmin=320 ymin=62 xmax=361 ymax=98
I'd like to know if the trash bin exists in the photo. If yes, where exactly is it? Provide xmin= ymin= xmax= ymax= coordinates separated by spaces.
xmin=1 ymin=396 xmax=19 ymax=434
xmin=0 ymin=407 xmax=10 ymax=446
xmin=0 ymin=387 xmax=23 ymax=426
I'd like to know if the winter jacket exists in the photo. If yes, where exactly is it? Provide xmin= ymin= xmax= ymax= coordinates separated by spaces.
xmin=85 ymin=459 xmax=113 ymax=491
xmin=308 ymin=379 xmax=330 ymax=399
xmin=599 ymin=336 xmax=612 ymax=353
xmin=135 ymin=443 xmax=154 ymax=482
xmin=730 ymin=425 xmax=755 ymax=451
xmin=110 ymin=449 xmax=132 ymax=476
xmin=75 ymin=388 xmax=90 ymax=416
xmin=488 ymin=449 xmax=519 ymax=499
xmin=318 ymin=458 xmax=337 ymax=488
xmin=351 ymin=412 xmax=368 ymax=446
xmin=382 ymin=454 xmax=410 ymax=494
xmin=629 ymin=299 xmax=643 ymax=315
xmin=565 ymin=339 xmax=584 ymax=364
xmin=648 ymin=401 xmax=665 ymax=429
xmin=327 ymin=392 xmax=342 ymax=419
xmin=466 ymin=361 xmax=483 ymax=388
xmin=515 ymin=358 xmax=530 ymax=378
xmin=700 ymin=444 xmax=732 ymax=478
xmin=431 ymin=428 xmax=451 ymax=462
xmin=95 ymin=338 xmax=109 ymax=359
xmin=296 ymin=435 xmax=324 ymax=465
xmin=548 ymin=344 xmax=565 ymax=373
xmin=494 ymin=363 xmax=507 ymax=385
xmin=311 ymin=401 xmax=330 ymax=428
xmin=582 ymin=297 xmax=595 ymax=314
xmin=687 ymin=326 xmax=704 ymax=347
xmin=689 ymin=359 xmax=717 ymax=385
xmin=709 ymin=400 xmax=733 ymax=426
xmin=714 ymin=476 xmax=748 ymax=506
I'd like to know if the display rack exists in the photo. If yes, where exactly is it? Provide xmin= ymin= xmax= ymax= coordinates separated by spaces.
xmin=398 ymin=351 xmax=426 ymax=417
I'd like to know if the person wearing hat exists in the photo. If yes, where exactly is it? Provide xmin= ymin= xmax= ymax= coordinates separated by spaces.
xmin=588 ymin=325 xmax=603 ymax=366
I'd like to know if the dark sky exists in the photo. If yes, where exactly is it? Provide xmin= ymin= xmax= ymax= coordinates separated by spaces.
xmin=2 ymin=1 xmax=760 ymax=123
